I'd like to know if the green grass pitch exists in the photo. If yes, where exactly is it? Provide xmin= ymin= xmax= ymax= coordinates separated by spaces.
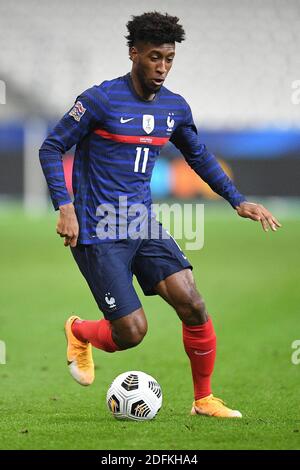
xmin=0 ymin=203 xmax=299 ymax=450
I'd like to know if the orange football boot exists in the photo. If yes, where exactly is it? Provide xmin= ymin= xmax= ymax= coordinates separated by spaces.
xmin=191 ymin=394 xmax=242 ymax=418
xmin=65 ymin=315 xmax=94 ymax=386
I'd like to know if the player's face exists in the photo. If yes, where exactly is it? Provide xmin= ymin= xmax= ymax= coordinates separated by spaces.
xmin=130 ymin=42 xmax=175 ymax=94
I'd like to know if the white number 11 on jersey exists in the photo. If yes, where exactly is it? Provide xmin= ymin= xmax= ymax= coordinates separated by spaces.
xmin=134 ymin=147 xmax=149 ymax=173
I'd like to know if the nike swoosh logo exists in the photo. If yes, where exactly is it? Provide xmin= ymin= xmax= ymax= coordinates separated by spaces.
xmin=194 ymin=349 xmax=214 ymax=356
xmin=120 ymin=117 xmax=134 ymax=124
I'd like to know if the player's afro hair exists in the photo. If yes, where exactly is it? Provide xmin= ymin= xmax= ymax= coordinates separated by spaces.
xmin=126 ymin=11 xmax=185 ymax=48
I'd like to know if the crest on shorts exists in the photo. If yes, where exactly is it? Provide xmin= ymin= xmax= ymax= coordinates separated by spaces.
xmin=143 ymin=115 xmax=155 ymax=134
xmin=105 ymin=292 xmax=116 ymax=309
xmin=69 ymin=101 xmax=86 ymax=122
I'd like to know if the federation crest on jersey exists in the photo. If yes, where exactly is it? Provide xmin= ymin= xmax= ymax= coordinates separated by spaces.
xmin=69 ymin=101 xmax=86 ymax=122
xmin=143 ymin=115 xmax=155 ymax=134
xmin=167 ymin=113 xmax=175 ymax=132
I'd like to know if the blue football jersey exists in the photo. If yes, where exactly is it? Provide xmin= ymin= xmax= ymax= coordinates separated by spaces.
xmin=39 ymin=73 xmax=246 ymax=243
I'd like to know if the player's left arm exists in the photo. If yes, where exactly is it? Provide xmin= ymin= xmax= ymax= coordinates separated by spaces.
xmin=170 ymin=101 xmax=282 ymax=232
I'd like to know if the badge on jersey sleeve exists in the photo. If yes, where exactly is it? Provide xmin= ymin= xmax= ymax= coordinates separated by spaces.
xmin=69 ymin=101 xmax=86 ymax=122
xmin=143 ymin=115 xmax=155 ymax=134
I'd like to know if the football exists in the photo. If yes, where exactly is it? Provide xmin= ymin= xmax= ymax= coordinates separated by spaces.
xmin=106 ymin=371 xmax=162 ymax=421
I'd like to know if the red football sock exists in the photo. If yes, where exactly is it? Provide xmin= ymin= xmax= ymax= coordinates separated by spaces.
xmin=182 ymin=317 xmax=216 ymax=400
xmin=72 ymin=319 xmax=119 ymax=352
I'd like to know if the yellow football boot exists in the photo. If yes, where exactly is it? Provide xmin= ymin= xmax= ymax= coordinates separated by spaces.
xmin=191 ymin=394 xmax=242 ymax=418
xmin=65 ymin=315 xmax=94 ymax=386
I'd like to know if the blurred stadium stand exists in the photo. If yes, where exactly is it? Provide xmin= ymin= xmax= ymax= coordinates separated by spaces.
xmin=0 ymin=0 xmax=299 ymax=206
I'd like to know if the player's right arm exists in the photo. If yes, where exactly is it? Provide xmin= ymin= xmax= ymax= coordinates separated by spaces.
xmin=39 ymin=87 xmax=107 ymax=246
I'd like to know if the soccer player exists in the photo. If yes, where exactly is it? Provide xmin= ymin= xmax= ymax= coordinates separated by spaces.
xmin=39 ymin=12 xmax=281 ymax=418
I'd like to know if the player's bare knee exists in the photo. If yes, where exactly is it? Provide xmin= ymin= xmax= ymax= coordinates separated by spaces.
xmin=117 ymin=327 xmax=147 ymax=349
xmin=177 ymin=295 xmax=207 ymax=325
xmin=191 ymin=297 xmax=207 ymax=324
xmin=111 ymin=308 xmax=147 ymax=349
xmin=112 ymin=319 xmax=147 ymax=350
